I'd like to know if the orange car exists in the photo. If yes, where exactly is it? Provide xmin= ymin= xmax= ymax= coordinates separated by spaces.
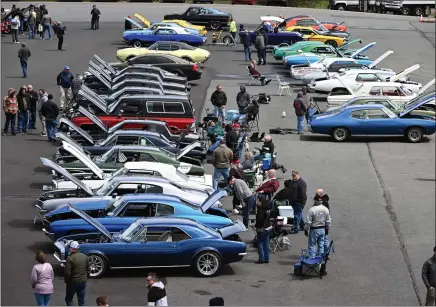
xmin=282 ymin=15 xmax=348 ymax=32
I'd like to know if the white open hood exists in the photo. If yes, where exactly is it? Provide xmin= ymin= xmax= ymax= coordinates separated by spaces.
xmin=59 ymin=117 xmax=95 ymax=145
xmin=93 ymin=54 xmax=116 ymax=75
xmin=368 ymin=50 xmax=394 ymax=69
xmin=56 ymin=132 xmax=87 ymax=153
xmin=390 ymin=64 xmax=420 ymax=82
xmin=200 ymin=190 xmax=227 ymax=212
xmin=260 ymin=16 xmax=284 ymax=23
xmin=87 ymin=67 xmax=112 ymax=90
xmin=89 ymin=61 xmax=113 ymax=83
xmin=77 ymin=105 xmax=108 ymax=133
xmin=79 ymin=85 xmax=109 ymax=114
xmin=334 ymin=75 xmax=356 ymax=96
xmin=62 ymin=141 xmax=105 ymax=180
xmin=350 ymin=42 xmax=376 ymax=59
xmin=418 ymin=78 xmax=436 ymax=96
xmin=125 ymin=17 xmax=143 ymax=30
xmin=176 ymin=141 xmax=202 ymax=160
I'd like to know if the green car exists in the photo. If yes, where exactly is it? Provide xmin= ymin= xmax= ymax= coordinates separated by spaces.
xmin=55 ymin=143 xmax=206 ymax=177
xmin=273 ymin=39 xmax=363 ymax=61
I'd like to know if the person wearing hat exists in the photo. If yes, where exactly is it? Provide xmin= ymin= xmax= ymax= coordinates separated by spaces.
xmin=56 ymin=65 xmax=74 ymax=110
xmin=90 ymin=5 xmax=101 ymax=30
xmin=2 ymin=88 xmax=18 ymax=136
xmin=52 ymin=21 xmax=67 ymax=51
xmin=64 ymin=241 xmax=90 ymax=306
xmin=18 ymin=42 xmax=31 ymax=78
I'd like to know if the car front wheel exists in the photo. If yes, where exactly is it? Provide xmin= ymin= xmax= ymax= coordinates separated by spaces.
xmin=331 ymin=127 xmax=349 ymax=142
xmin=210 ymin=21 xmax=221 ymax=30
xmin=406 ymin=127 xmax=423 ymax=143
xmin=193 ymin=251 xmax=221 ymax=277
xmin=132 ymin=40 xmax=142 ymax=48
xmin=88 ymin=254 xmax=107 ymax=278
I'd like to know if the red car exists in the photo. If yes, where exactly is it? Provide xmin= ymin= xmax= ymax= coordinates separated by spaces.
xmin=232 ymin=0 xmax=255 ymax=5
xmin=283 ymin=15 xmax=348 ymax=32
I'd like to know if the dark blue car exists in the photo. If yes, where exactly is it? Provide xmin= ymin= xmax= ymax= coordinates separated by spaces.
xmin=53 ymin=208 xmax=247 ymax=278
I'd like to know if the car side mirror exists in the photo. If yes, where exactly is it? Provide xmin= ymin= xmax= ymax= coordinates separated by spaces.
xmin=112 ymin=193 xmax=118 ymax=198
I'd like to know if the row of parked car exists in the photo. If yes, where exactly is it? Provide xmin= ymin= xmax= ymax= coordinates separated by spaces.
xmin=34 ymin=54 xmax=248 ymax=279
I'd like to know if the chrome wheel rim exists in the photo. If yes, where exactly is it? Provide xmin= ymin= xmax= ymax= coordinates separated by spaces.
xmin=408 ymin=129 xmax=421 ymax=142
xmin=211 ymin=22 xmax=220 ymax=30
xmin=89 ymin=255 xmax=104 ymax=277
xmin=133 ymin=41 xmax=141 ymax=48
xmin=334 ymin=128 xmax=347 ymax=141
xmin=197 ymin=253 xmax=219 ymax=276
xmin=223 ymin=37 xmax=231 ymax=44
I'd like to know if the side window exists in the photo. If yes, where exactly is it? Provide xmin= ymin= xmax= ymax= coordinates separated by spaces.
xmin=155 ymin=29 xmax=171 ymax=35
xmin=350 ymin=110 xmax=363 ymax=118
xmin=167 ymin=29 xmax=176 ymax=35
xmin=120 ymin=101 xmax=141 ymax=114
xmin=119 ymin=203 xmax=156 ymax=217
xmin=116 ymin=136 xmax=140 ymax=145
xmin=146 ymin=227 xmax=169 ymax=241
xmin=142 ymin=184 xmax=164 ymax=194
xmin=155 ymin=204 xmax=175 ymax=216
xmin=113 ymin=183 xmax=141 ymax=195
xmin=382 ymin=87 xmax=404 ymax=96
xmin=366 ymin=109 xmax=390 ymax=119
xmin=369 ymin=86 xmax=382 ymax=96
xmin=133 ymin=56 xmax=151 ymax=65
xmin=301 ymin=29 xmax=314 ymax=35
xmin=140 ymin=153 xmax=157 ymax=162
xmin=146 ymin=101 xmax=165 ymax=113
xmin=316 ymin=47 xmax=334 ymax=54
xmin=172 ymin=227 xmax=191 ymax=241
xmin=170 ymin=44 xmax=181 ymax=51
xmin=186 ymin=8 xmax=198 ymax=16
xmin=164 ymin=102 xmax=185 ymax=113
xmin=139 ymin=137 xmax=154 ymax=146
xmin=156 ymin=43 xmax=171 ymax=51
xmin=356 ymin=73 xmax=380 ymax=82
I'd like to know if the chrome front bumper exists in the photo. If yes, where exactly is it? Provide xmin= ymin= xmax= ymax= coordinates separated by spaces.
xmin=33 ymin=204 xmax=47 ymax=224
xmin=238 ymin=252 xmax=247 ymax=256
xmin=42 ymin=228 xmax=55 ymax=241
xmin=53 ymin=252 xmax=66 ymax=266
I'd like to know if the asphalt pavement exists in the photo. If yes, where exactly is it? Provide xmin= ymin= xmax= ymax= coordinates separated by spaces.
xmin=1 ymin=4 xmax=435 ymax=306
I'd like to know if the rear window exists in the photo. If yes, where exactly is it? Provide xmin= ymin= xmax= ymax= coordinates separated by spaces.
xmin=146 ymin=101 xmax=185 ymax=114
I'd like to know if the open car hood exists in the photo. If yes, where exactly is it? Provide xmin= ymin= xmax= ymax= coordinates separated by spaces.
xmin=59 ymin=117 xmax=95 ymax=145
xmin=79 ymin=85 xmax=109 ymax=114
xmin=350 ymin=42 xmax=376 ymax=59
xmin=201 ymin=190 xmax=227 ymax=212
xmin=176 ymin=141 xmax=202 ymax=160
xmin=418 ymin=78 xmax=435 ymax=96
xmin=93 ymin=54 xmax=116 ymax=75
xmin=68 ymin=204 xmax=112 ymax=241
xmin=219 ymin=220 xmax=247 ymax=238
xmin=125 ymin=16 xmax=143 ymax=29
xmin=40 ymin=157 xmax=94 ymax=196
xmin=62 ymin=142 xmax=105 ymax=180
xmin=77 ymin=105 xmax=108 ymax=133
xmin=389 ymin=64 xmax=420 ymax=82
xmin=87 ymin=66 xmax=112 ymax=90
xmin=335 ymin=75 xmax=355 ymax=96
xmin=134 ymin=13 xmax=151 ymax=28
xmin=337 ymin=38 xmax=362 ymax=50
xmin=400 ymin=92 xmax=436 ymax=117
xmin=56 ymin=132 xmax=88 ymax=153
xmin=368 ymin=50 xmax=394 ymax=69
xmin=260 ymin=16 xmax=284 ymax=23
xmin=108 ymin=119 xmax=164 ymax=134
xmin=89 ymin=61 xmax=113 ymax=83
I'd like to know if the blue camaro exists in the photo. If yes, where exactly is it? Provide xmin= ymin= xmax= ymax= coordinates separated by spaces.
xmin=309 ymin=99 xmax=436 ymax=143
xmin=53 ymin=210 xmax=247 ymax=278
xmin=43 ymin=191 xmax=233 ymax=240
xmin=123 ymin=27 xmax=206 ymax=47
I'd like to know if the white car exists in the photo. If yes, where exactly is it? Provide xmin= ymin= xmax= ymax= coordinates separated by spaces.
xmin=309 ymin=64 xmax=422 ymax=94
xmin=51 ymin=142 xmax=213 ymax=192
xmin=299 ymin=51 xmax=395 ymax=84
xmin=326 ymin=76 xmax=435 ymax=107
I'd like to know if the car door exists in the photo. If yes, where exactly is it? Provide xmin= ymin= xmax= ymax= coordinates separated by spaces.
xmin=154 ymin=42 xmax=172 ymax=55
xmin=352 ymin=108 xmax=398 ymax=135
xmin=184 ymin=7 xmax=201 ymax=24
xmin=123 ymin=226 xmax=178 ymax=267
xmin=154 ymin=29 xmax=173 ymax=42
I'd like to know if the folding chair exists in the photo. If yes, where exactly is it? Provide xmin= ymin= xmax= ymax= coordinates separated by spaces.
xmin=247 ymin=66 xmax=261 ymax=86
xmin=269 ymin=217 xmax=291 ymax=253
xmin=298 ymin=240 xmax=333 ymax=279
xmin=276 ymin=75 xmax=291 ymax=96
xmin=246 ymin=112 xmax=259 ymax=132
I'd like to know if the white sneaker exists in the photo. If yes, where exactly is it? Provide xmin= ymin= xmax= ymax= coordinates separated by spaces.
xmin=237 ymin=205 xmax=243 ymax=209
xmin=233 ymin=209 xmax=240 ymax=214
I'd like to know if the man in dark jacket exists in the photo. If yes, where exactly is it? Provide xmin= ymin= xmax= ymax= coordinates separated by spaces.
xmin=283 ymin=170 xmax=307 ymax=234
xmin=224 ymin=124 xmax=238 ymax=150
xmin=57 ymin=65 xmax=74 ymax=110
xmin=210 ymin=85 xmax=227 ymax=122
xmin=236 ymin=85 xmax=251 ymax=124
xmin=52 ymin=21 xmax=67 ymax=51
xmin=64 ymin=241 xmax=90 ymax=306
xmin=90 ymin=5 xmax=101 ymax=30
xmin=26 ymin=85 xmax=39 ymax=130
xmin=255 ymin=198 xmax=272 ymax=264
xmin=40 ymin=94 xmax=59 ymax=142
xmin=27 ymin=9 xmax=36 ymax=39
xmin=16 ymin=86 xmax=30 ymax=134
xmin=18 ymin=42 xmax=31 ymax=78
xmin=294 ymin=92 xmax=307 ymax=134
xmin=254 ymin=31 xmax=266 ymax=65
xmin=241 ymin=30 xmax=252 ymax=61
xmin=422 ymin=246 xmax=436 ymax=306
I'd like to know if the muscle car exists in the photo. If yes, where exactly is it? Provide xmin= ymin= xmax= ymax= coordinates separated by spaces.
xmin=122 ymin=27 xmax=206 ymax=47
xmin=116 ymin=41 xmax=210 ymax=63
xmin=164 ymin=7 xmax=232 ymax=30
xmin=239 ymin=16 xmax=303 ymax=47
xmin=281 ymin=15 xmax=348 ymax=32
xmin=285 ymin=26 xmax=346 ymax=47
xmin=42 ymin=190 xmax=231 ymax=240
xmin=132 ymin=14 xmax=208 ymax=36
xmin=53 ymin=214 xmax=246 ymax=278
xmin=309 ymin=102 xmax=436 ymax=143
xmin=125 ymin=17 xmax=202 ymax=37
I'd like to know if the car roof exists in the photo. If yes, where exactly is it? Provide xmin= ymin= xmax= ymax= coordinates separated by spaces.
xmin=344 ymin=104 xmax=386 ymax=111
xmin=348 ymin=96 xmax=392 ymax=101
xmin=360 ymin=82 xmax=404 ymax=87
xmin=120 ymin=193 xmax=182 ymax=202
xmin=135 ymin=216 xmax=201 ymax=227
xmin=119 ymin=94 xmax=189 ymax=101
xmin=111 ymin=130 xmax=162 ymax=138
xmin=110 ymin=145 xmax=161 ymax=152
xmin=109 ymin=175 xmax=169 ymax=184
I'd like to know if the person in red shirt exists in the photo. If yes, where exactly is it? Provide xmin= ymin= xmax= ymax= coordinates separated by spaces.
xmin=256 ymin=169 xmax=280 ymax=200
xmin=248 ymin=60 xmax=271 ymax=86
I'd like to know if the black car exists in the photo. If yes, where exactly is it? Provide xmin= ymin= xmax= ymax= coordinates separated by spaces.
xmin=112 ymin=54 xmax=202 ymax=81
xmin=164 ymin=6 xmax=231 ymax=30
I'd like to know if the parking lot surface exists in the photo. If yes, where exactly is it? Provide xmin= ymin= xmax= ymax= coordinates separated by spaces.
xmin=1 ymin=3 xmax=435 ymax=305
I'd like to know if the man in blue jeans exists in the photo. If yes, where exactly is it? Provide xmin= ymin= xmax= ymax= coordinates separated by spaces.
xmin=18 ymin=43 xmax=31 ymax=78
xmin=210 ymin=85 xmax=227 ymax=122
xmin=64 ymin=241 xmax=90 ymax=306
xmin=293 ymin=92 xmax=307 ymax=134
xmin=284 ymin=170 xmax=307 ymax=234
xmin=228 ymin=176 xmax=255 ymax=228
xmin=212 ymin=139 xmax=233 ymax=190
xmin=40 ymin=94 xmax=59 ymax=142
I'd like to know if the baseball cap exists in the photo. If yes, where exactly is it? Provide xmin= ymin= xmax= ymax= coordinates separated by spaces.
xmin=70 ymin=241 xmax=80 ymax=249
xmin=64 ymin=65 xmax=70 ymax=70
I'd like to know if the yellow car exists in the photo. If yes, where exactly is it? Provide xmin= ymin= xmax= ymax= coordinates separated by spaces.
xmin=285 ymin=26 xmax=346 ymax=47
xmin=162 ymin=20 xmax=207 ymax=36
xmin=116 ymin=42 xmax=211 ymax=63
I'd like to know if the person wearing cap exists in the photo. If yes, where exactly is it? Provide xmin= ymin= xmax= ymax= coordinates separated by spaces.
xmin=64 ymin=241 xmax=90 ymax=306
xmin=52 ymin=21 xmax=67 ymax=51
xmin=422 ymin=246 xmax=436 ymax=306
xmin=228 ymin=175 xmax=255 ymax=228
xmin=40 ymin=94 xmax=59 ymax=142
xmin=90 ymin=5 xmax=101 ymax=30
xmin=57 ymin=66 xmax=74 ymax=110
xmin=18 ymin=42 xmax=31 ymax=78
xmin=2 ymin=88 xmax=18 ymax=136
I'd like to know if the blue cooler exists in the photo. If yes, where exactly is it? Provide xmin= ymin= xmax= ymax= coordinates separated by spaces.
xmin=226 ymin=110 xmax=239 ymax=122
xmin=262 ymin=158 xmax=271 ymax=170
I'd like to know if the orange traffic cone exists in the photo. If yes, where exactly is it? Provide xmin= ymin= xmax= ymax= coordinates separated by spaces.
xmin=419 ymin=15 xmax=423 ymax=22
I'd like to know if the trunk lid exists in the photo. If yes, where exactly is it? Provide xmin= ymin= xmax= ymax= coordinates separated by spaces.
xmin=218 ymin=219 xmax=247 ymax=238
xmin=201 ymin=190 xmax=227 ymax=212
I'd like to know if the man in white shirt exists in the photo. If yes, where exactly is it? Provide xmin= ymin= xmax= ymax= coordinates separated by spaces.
xmin=10 ymin=15 xmax=20 ymax=43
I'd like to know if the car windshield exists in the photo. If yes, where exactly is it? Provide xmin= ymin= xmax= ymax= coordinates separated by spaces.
xmin=119 ymin=222 xmax=143 ymax=241
xmin=178 ymin=43 xmax=195 ymax=50
xmin=95 ymin=179 xmax=118 ymax=196
xmin=104 ymin=198 xmax=125 ymax=216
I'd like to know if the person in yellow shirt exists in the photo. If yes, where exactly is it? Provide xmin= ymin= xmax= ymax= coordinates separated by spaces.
xmin=229 ymin=18 xmax=237 ymax=42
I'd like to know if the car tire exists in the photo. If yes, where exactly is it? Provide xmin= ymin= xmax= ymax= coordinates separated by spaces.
xmin=405 ymin=127 xmax=423 ymax=143
xmin=88 ymin=254 xmax=107 ymax=279
xmin=414 ymin=7 xmax=423 ymax=16
xmin=193 ymin=251 xmax=222 ymax=277
xmin=210 ymin=21 xmax=221 ymax=30
xmin=325 ymin=40 xmax=338 ymax=48
xmin=336 ymin=4 xmax=346 ymax=10
xmin=402 ymin=7 xmax=410 ymax=15
xmin=222 ymin=35 xmax=233 ymax=44
xmin=132 ymin=40 xmax=142 ymax=48
xmin=331 ymin=127 xmax=349 ymax=142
